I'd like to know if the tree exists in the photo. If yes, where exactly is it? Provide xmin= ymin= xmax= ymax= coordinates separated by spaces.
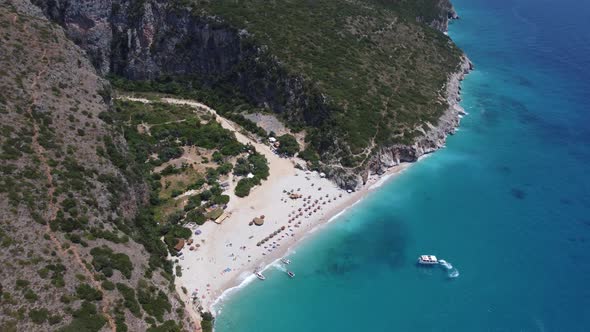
xmin=277 ymin=134 xmax=300 ymax=156
xmin=235 ymin=179 xmax=252 ymax=197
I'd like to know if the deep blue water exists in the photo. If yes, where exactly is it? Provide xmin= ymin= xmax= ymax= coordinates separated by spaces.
xmin=214 ymin=0 xmax=590 ymax=331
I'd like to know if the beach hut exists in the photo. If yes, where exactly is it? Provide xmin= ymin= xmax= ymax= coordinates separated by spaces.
xmin=253 ymin=217 xmax=264 ymax=226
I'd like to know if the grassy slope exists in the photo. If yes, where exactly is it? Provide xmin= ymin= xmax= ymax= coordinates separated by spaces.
xmin=201 ymin=0 xmax=462 ymax=165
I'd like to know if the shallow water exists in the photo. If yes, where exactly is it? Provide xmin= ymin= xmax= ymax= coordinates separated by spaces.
xmin=214 ymin=0 xmax=590 ymax=330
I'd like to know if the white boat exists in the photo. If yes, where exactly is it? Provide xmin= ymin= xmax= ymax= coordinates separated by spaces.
xmin=287 ymin=271 xmax=295 ymax=278
xmin=417 ymin=255 xmax=438 ymax=265
xmin=281 ymin=258 xmax=291 ymax=265
xmin=255 ymin=271 xmax=266 ymax=280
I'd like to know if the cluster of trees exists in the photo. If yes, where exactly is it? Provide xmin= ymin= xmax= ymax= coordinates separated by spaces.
xmin=277 ymin=134 xmax=300 ymax=156
xmin=89 ymin=246 xmax=134 ymax=279
xmin=234 ymin=151 xmax=270 ymax=197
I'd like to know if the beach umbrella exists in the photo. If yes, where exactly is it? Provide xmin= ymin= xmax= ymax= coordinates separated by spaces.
xmin=254 ymin=217 xmax=264 ymax=226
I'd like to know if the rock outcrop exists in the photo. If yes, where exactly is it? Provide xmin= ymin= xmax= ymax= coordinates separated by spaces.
xmin=32 ymin=0 xmax=332 ymax=128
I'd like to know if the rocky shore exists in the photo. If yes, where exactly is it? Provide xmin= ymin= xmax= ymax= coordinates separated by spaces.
xmin=332 ymin=55 xmax=473 ymax=190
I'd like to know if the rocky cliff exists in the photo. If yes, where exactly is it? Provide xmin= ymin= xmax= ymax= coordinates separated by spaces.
xmin=335 ymin=56 xmax=473 ymax=189
xmin=32 ymin=0 xmax=332 ymax=128
xmin=31 ymin=0 xmax=469 ymax=191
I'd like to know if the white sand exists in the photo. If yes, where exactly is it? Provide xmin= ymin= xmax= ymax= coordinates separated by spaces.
xmin=118 ymin=95 xmax=412 ymax=318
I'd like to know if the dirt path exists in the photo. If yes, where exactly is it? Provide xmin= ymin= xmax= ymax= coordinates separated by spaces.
xmin=25 ymin=44 xmax=116 ymax=331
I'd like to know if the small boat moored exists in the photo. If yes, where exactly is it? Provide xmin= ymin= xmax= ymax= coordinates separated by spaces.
xmin=281 ymin=258 xmax=291 ymax=265
xmin=287 ymin=271 xmax=295 ymax=278
xmin=417 ymin=255 xmax=438 ymax=265
xmin=254 ymin=271 xmax=266 ymax=280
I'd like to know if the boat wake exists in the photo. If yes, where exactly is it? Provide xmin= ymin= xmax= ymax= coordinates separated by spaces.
xmin=272 ymin=262 xmax=287 ymax=273
xmin=438 ymin=259 xmax=460 ymax=279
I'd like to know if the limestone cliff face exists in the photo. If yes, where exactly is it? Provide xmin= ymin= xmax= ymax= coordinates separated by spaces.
xmin=32 ymin=0 xmax=469 ymax=191
xmin=32 ymin=0 xmax=332 ymax=128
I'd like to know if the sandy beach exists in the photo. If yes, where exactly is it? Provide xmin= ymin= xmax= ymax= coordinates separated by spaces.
xmin=165 ymin=95 xmax=412 ymax=315
xmin=120 ymin=96 xmax=411 ymax=319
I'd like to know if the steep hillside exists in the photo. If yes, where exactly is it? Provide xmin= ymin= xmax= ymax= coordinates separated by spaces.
xmin=0 ymin=2 xmax=192 ymax=331
xmin=31 ymin=0 xmax=470 ymax=189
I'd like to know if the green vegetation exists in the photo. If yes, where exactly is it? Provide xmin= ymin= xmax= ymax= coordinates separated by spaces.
xmin=116 ymin=283 xmax=141 ymax=317
xmin=233 ymin=152 xmax=270 ymax=197
xmin=277 ymin=134 xmax=300 ymax=156
xmin=76 ymin=283 xmax=103 ymax=301
xmin=201 ymin=311 xmax=214 ymax=332
xmin=90 ymin=246 xmax=133 ymax=279
xmin=101 ymin=280 xmax=115 ymax=291
xmin=28 ymin=308 xmax=49 ymax=324
xmin=59 ymin=301 xmax=106 ymax=332
xmin=110 ymin=0 xmax=462 ymax=169
xmin=136 ymin=281 xmax=172 ymax=322
xmin=146 ymin=320 xmax=183 ymax=332
xmin=199 ymin=0 xmax=462 ymax=166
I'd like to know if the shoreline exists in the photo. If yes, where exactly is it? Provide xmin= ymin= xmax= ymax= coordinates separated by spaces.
xmin=195 ymin=54 xmax=472 ymax=317
xmin=208 ymin=162 xmax=412 ymax=314
xmin=124 ymin=47 xmax=471 ymax=325
xmin=174 ymin=159 xmax=413 ymax=317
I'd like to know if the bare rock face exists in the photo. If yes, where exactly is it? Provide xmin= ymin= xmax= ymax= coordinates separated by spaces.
xmin=31 ymin=0 xmax=470 ymax=192
xmin=32 ymin=0 xmax=333 ymax=129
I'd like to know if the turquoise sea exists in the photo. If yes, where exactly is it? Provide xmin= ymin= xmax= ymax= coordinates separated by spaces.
xmin=214 ymin=0 xmax=590 ymax=330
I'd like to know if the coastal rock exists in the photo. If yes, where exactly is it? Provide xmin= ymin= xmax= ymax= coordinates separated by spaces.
xmin=333 ymin=55 xmax=473 ymax=189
